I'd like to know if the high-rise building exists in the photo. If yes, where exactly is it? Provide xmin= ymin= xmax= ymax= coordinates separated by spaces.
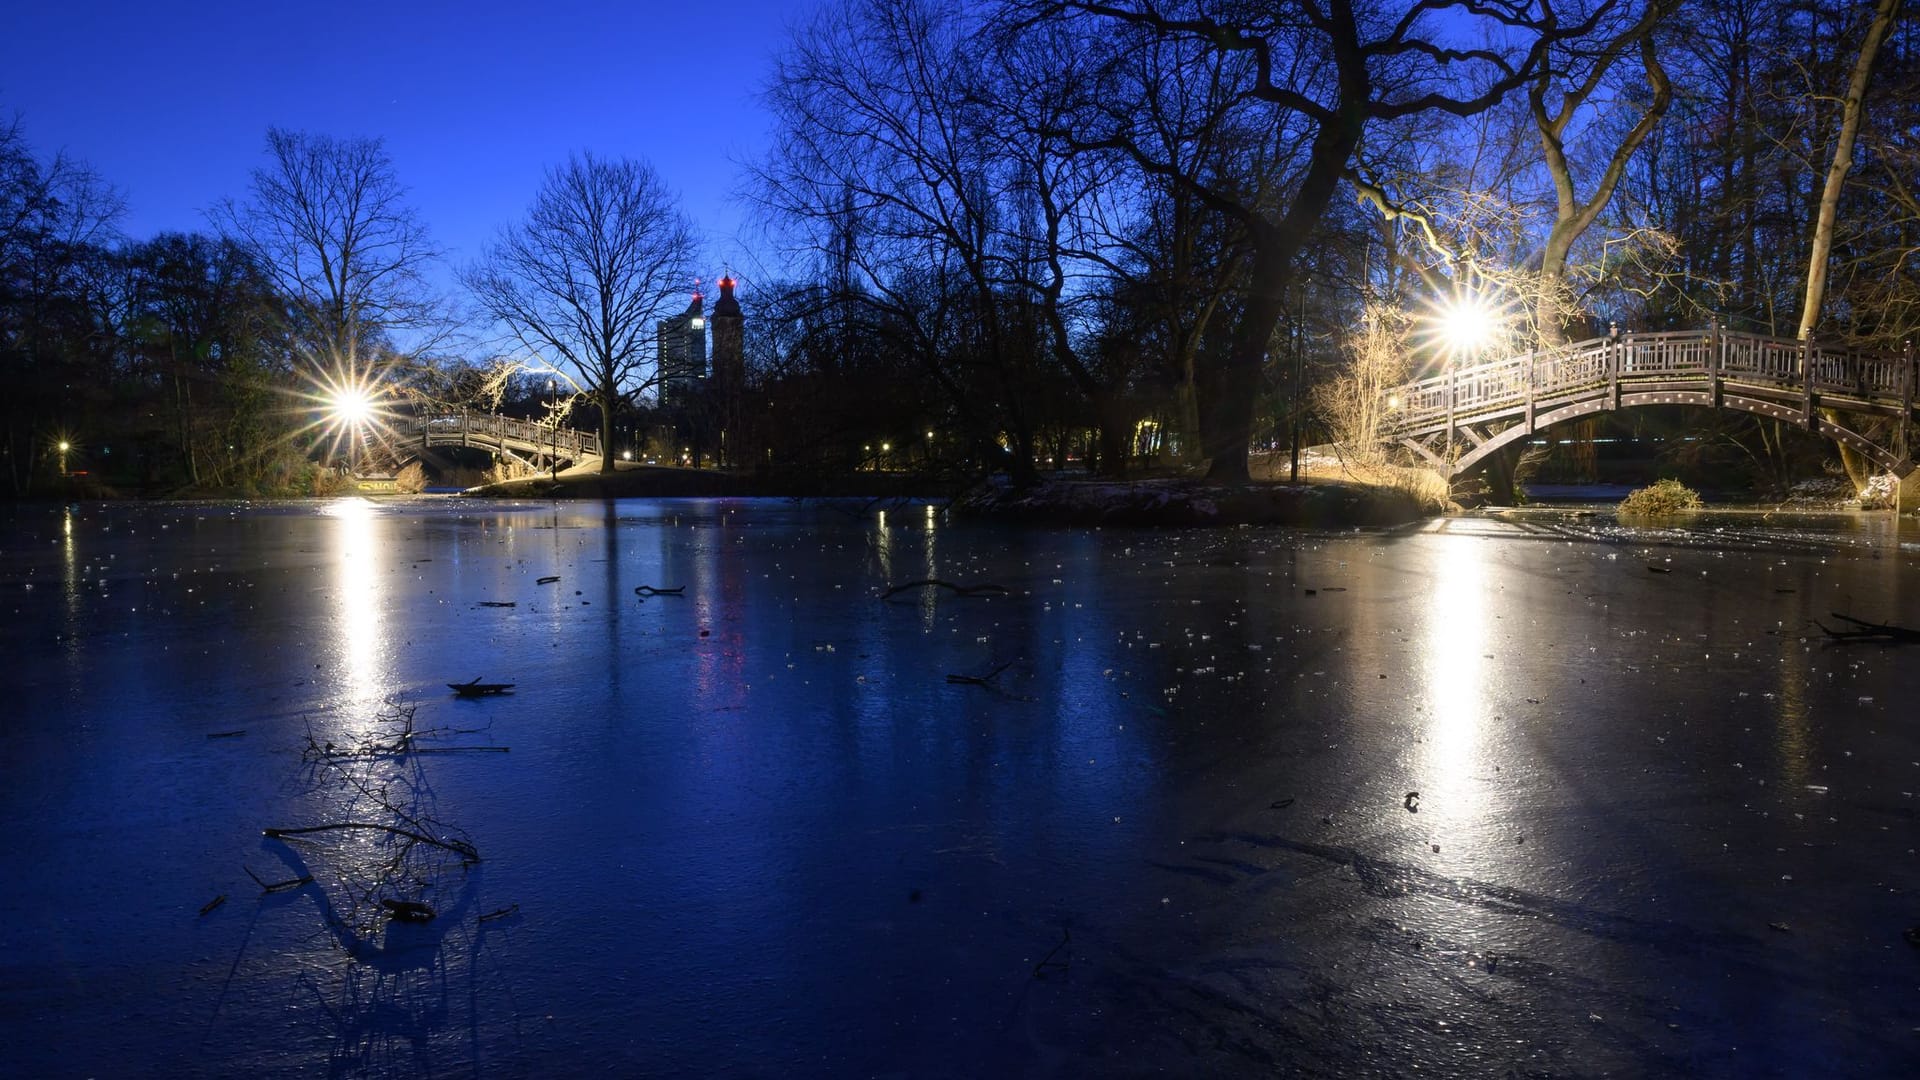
xmin=710 ymin=276 xmax=743 ymax=393
xmin=709 ymin=276 xmax=746 ymax=466
xmin=657 ymin=292 xmax=706 ymax=407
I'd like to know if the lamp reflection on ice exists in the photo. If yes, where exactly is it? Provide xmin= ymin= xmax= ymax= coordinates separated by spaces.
xmin=874 ymin=509 xmax=892 ymax=582
xmin=323 ymin=498 xmax=389 ymax=716
xmin=61 ymin=506 xmax=80 ymax=658
xmin=1421 ymin=534 xmax=1491 ymax=855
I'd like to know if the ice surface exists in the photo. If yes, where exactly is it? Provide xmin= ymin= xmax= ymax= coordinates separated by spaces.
xmin=1 ymin=497 xmax=1916 ymax=1076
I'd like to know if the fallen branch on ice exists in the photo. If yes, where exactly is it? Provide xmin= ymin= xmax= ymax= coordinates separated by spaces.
xmin=946 ymin=659 xmax=1015 ymax=686
xmin=242 ymin=865 xmax=314 ymax=893
xmin=264 ymin=822 xmax=480 ymax=863
xmin=1817 ymin=612 xmax=1920 ymax=643
xmin=881 ymin=578 xmax=1009 ymax=600
xmin=1032 ymin=926 xmax=1072 ymax=978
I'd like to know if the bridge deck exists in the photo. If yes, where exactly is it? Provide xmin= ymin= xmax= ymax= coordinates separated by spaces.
xmin=399 ymin=410 xmax=601 ymax=463
xmin=1382 ymin=328 xmax=1917 ymax=475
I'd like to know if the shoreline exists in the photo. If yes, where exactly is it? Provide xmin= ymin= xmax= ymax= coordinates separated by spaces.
xmin=17 ymin=468 xmax=1902 ymax=523
xmin=464 ymin=470 xmax=1444 ymax=528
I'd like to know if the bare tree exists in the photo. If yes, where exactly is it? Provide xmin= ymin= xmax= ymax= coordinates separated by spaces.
xmin=0 ymin=114 xmax=124 ymax=493
xmin=124 ymin=233 xmax=287 ymax=487
xmin=760 ymin=0 xmax=1043 ymax=482
xmin=1314 ymin=301 xmax=1410 ymax=461
xmin=1035 ymin=0 xmax=1591 ymax=482
xmin=1794 ymin=0 xmax=1901 ymax=492
xmin=1343 ymin=0 xmax=1676 ymax=347
xmin=1798 ymin=0 xmax=1902 ymax=339
xmin=216 ymin=129 xmax=444 ymax=380
xmin=463 ymin=153 xmax=695 ymax=473
xmin=1529 ymin=0 xmax=1675 ymax=342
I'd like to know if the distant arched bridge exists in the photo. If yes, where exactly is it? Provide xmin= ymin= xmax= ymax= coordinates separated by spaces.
xmin=398 ymin=410 xmax=600 ymax=469
xmin=1383 ymin=327 xmax=1918 ymax=477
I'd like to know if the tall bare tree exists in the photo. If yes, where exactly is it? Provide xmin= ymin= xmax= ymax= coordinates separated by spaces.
xmin=761 ymin=0 xmax=1044 ymax=482
xmin=1798 ymin=0 xmax=1903 ymax=339
xmin=216 ymin=129 xmax=443 ymax=381
xmin=124 ymin=233 xmax=287 ymax=487
xmin=1529 ymin=0 xmax=1675 ymax=342
xmin=1793 ymin=0 xmax=1902 ymax=492
xmin=1039 ymin=0 xmax=1591 ymax=482
xmin=0 ymin=114 xmax=124 ymax=493
xmin=1350 ymin=1 xmax=1675 ymax=342
xmin=463 ymin=153 xmax=695 ymax=473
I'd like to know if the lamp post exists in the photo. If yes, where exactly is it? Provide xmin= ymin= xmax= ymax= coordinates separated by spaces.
xmin=548 ymin=378 xmax=557 ymax=481
xmin=1290 ymin=279 xmax=1307 ymax=484
xmin=57 ymin=440 xmax=70 ymax=476
xmin=329 ymin=384 xmax=373 ymax=479
xmin=1437 ymin=291 xmax=1497 ymax=468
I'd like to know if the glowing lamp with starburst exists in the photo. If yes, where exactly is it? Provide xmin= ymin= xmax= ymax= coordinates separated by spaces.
xmin=1439 ymin=294 xmax=1498 ymax=366
xmin=330 ymin=386 xmax=374 ymax=430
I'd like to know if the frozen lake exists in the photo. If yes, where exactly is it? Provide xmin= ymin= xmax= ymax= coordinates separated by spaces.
xmin=2 ymin=497 xmax=1917 ymax=1077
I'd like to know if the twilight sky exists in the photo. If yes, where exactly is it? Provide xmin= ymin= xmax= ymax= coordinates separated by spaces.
xmin=2 ymin=0 xmax=806 ymax=287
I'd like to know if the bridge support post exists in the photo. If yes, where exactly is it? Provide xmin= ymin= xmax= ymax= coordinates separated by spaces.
xmin=1608 ymin=323 xmax=1621 ymax=412
xmin=1709 ymin=319 xmax=1723 ymax=409
xmin=1896 ymin=469 xmax=1920 ymax=514
xmin=1901 ymin=339 xmax=1913 ymax=461
xmin=1525 ymin=352 xmax=1535 ymax=434
xmin=1446 ymin=366 xmax=1457 ymax=466
xmin=1801 ymin=332 xmax=1817 ymax=427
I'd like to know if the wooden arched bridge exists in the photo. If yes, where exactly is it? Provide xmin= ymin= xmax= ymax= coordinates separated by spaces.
xmin=1382 ymin=327 xmax=1918 ymax=477
xmin=398 ymin=410 xmax=601 ymax=468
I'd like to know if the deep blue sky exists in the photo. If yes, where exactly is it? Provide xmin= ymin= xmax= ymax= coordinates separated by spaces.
xmin=2 ymin=0 xmax=806 ymax=287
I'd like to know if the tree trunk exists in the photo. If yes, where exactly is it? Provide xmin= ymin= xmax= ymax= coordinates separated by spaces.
xmin=1199 ymin=346 xmax=1260 ymax=483
xmin=1799 ymin=0 xmax=1900 ymax=340
xmin=1007 ymin=431 xmax=1038 ymax=488
xmin=1094 ymin=391 xmax=1130 ymax=479
xmin=1202 ymin=251 xmax=1293 ymax=483
xmin=1529 ymin=9 xmax=1671 ymax=345
xmin=1169 ymin=382 xmax=1202 ymax=470
xmin=598 ymin=383 xmax=617 ymax=474
xmin=1799 ymin=0 xmax=1899 ymax=491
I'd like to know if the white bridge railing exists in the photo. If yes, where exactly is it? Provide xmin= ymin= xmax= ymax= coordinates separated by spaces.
xmin=1384 ymin=327 xmax=1916 ymax=438
xmin=401 ymin=409 xmax=601 ymax=461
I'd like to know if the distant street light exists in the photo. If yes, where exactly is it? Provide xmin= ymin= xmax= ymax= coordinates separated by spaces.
xmin=57 ymin=440 xmax=70 ymax=476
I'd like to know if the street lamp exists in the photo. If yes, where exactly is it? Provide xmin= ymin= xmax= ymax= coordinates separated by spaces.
xmin=548 ymin=378 xmax=557 ymax=481
xmin=57 ymin=440 xmax=70 ymax=476
xmin=329 ymin=385 xmax=374 ymax=476
xmin=1290 ymin=280 xmax=1308 ymax=483
xmin=1434 ymin=291 xmax=1499 ymax=468
xmin=1439 ymin=294 xmax=1497 ymax=366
